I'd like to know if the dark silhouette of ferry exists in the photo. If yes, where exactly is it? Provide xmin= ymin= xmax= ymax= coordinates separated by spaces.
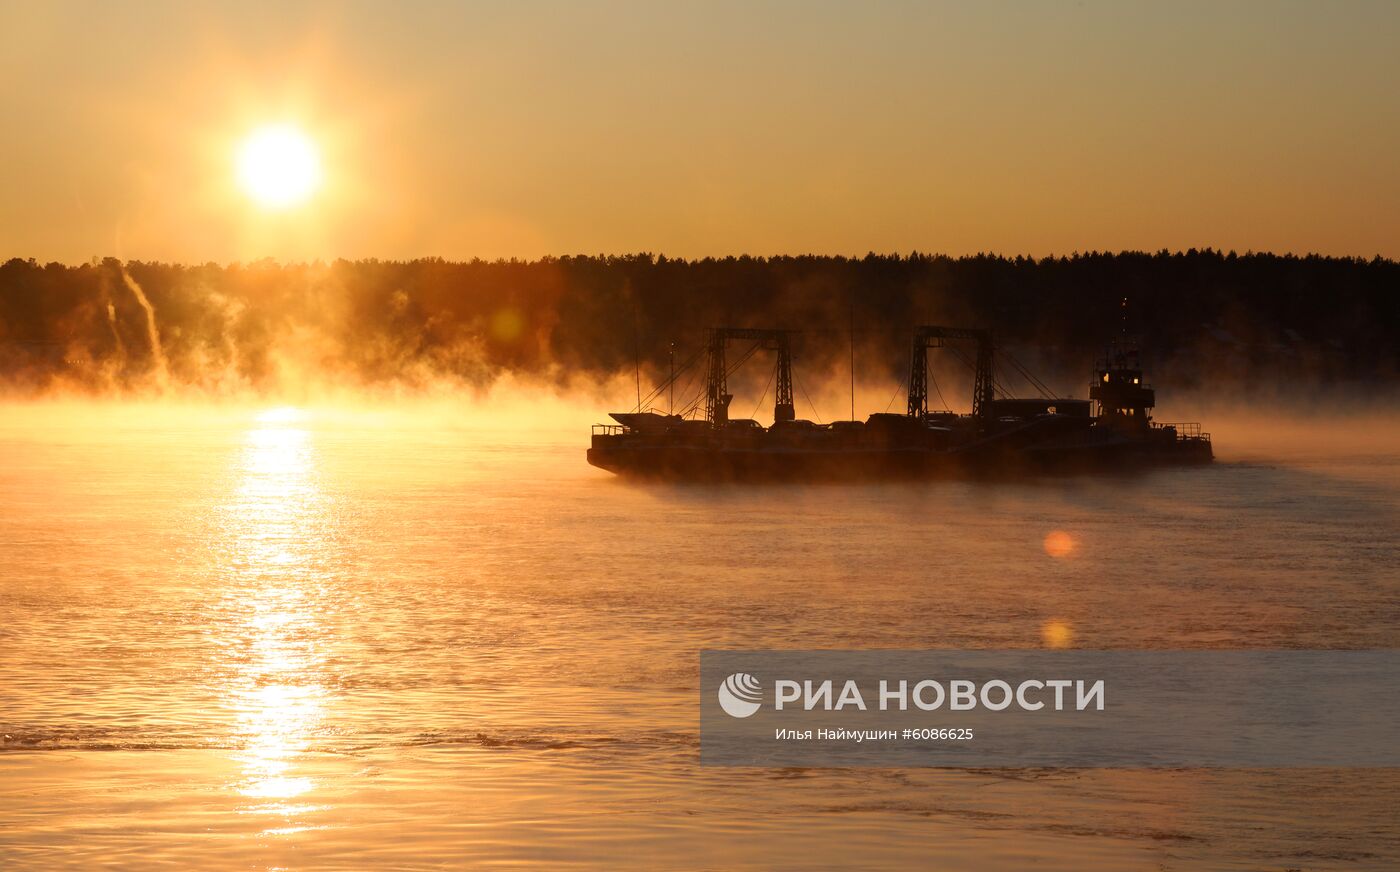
xmin=588 ymin=325 xmax=1212 ymax=480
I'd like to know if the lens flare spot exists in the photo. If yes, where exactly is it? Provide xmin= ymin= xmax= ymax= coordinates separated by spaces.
xmin=1042 ymin=619 xmax=1074 ymax=648
xmin=1043 ymin=529 xmax=1076 ymax=558
xmin=491 ymin=308 xmax=524 ymax=342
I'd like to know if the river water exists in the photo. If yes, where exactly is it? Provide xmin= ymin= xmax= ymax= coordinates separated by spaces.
xmin=2 ymin=401 xmax=1397 ymax=869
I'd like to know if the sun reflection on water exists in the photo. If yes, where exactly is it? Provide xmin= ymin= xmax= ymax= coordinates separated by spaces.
xmin=217 ymin=409 xmax=333 ymax=827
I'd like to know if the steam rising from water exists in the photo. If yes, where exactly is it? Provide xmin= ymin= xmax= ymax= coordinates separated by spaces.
xmin=105 ymin=301 xmax=126 ymax=360
xmin=121 ymin=269 xmax=168 ymax=392
xmin=0 ymin=253 xmax=1394 ymax=402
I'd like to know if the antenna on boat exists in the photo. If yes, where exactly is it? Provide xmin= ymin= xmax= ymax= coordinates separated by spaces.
xmin=633 ymin=302 xmax=642 ymax=413
xmin=849 ymin=302 xmax=855 ymax=421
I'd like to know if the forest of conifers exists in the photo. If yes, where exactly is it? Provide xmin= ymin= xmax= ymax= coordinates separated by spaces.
xmin=1 ymin=250 xmax=1395 ymax=396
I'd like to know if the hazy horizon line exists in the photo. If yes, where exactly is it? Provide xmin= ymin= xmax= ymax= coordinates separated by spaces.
xmin=7 ymin=248 xmax=1398 ymax=270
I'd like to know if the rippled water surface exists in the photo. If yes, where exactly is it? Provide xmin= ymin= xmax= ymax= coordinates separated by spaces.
xmin=2 ymin=404 xmax=1398 ymax=869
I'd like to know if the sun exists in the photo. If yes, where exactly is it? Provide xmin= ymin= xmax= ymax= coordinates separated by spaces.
xmin=236 ymin=124 xmax=322 ymax=209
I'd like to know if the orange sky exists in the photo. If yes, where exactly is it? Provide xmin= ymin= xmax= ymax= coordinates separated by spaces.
xmin=1 ymin=1 xmax=1397 ymax=263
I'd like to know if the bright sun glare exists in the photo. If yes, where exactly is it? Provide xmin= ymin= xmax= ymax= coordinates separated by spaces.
xmin=236 ymin=125 xmax=322 ymax=209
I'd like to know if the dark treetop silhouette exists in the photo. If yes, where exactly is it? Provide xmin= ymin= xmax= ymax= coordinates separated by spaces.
xmin=0 ymin=250 xmax=1395 ymax=395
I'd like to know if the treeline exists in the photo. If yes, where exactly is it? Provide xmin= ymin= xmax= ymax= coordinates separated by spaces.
xmin=0 ymin=251 xmax=1396 ymax=396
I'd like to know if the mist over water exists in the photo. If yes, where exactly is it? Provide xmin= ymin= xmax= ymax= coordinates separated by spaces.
xmin=4 ymin=0 xmax=1398 ymax=864
xmin=1 ymin=398 xmax=1397 ymax=869
xmin=3 ymin=252 xmax=1396 ymax=400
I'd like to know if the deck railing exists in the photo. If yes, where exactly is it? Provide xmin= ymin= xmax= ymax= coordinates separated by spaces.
xmin=1155 ymin=422 xmax=1210 ymax=442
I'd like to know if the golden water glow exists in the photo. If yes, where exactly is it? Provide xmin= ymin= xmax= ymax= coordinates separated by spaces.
xmin=236 ymin=125 xmax=322 ymax=209
xmin=256 ymin=405 xmax=307 ymax=425
xmin=222 ymin=409 xmax=328 ymax=825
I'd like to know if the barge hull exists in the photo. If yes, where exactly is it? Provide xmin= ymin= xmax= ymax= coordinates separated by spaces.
xmin=587 ymin=439 xmax=1212 ymax=482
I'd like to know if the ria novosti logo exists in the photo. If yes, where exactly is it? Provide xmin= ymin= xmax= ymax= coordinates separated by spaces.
xmin=715 ymin=672 xmax=1108 ymax=718
xmin=717 ymin=672 xmax=763 ymax=718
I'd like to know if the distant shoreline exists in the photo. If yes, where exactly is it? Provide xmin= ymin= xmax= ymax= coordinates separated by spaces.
xmin=2 ymin=251 xmax=1396 ymax=396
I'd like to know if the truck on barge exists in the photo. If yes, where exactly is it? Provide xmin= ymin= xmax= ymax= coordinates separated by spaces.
xmin=587 ymin=325 xmax=1212 ymax=480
